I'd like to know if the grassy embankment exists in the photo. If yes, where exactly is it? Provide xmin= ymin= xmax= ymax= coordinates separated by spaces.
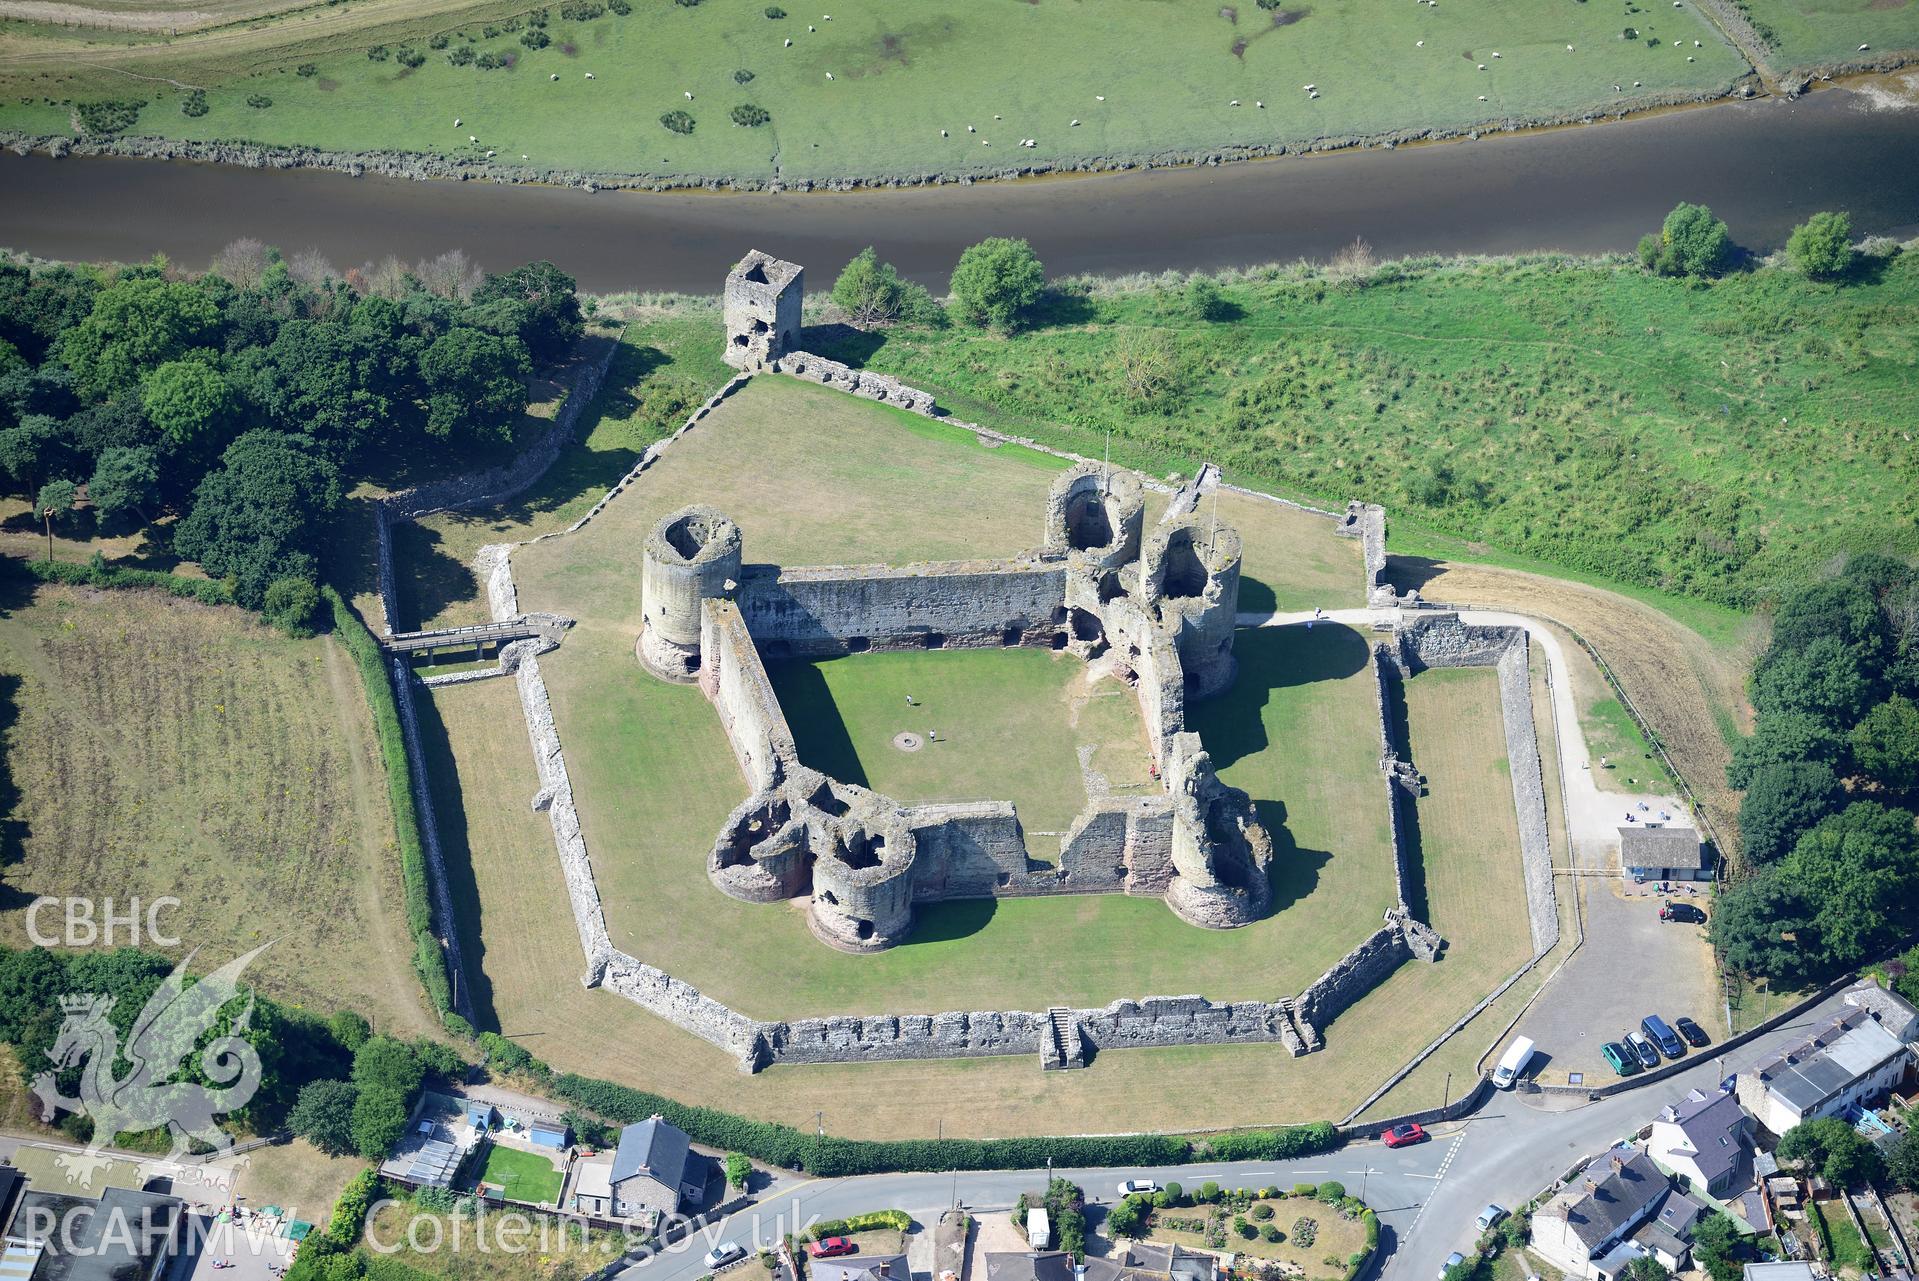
xmin=0 ymin=0 xmax=1758 ymax=183
xmin=1733 ymin=0 xmax=1919 ymax=68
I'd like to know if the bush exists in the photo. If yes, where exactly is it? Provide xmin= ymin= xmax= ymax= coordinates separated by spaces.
xmin=1163 ymin=1183 xmax=1181 ymax=1204
xmin=1184 ymin=276 xmax=1228 ymax=321
xmin=1292 ymin=1218 xmax=1318 ymax=1248
xmin=297 ymin=63 xmax=318 ymax=76
xmin=367 ymin=44 xmax=390 ymax=60
xmin=182 ymin=90 xmax=208 ymax=116
xmin=765 ymin=4 xmax=786 ymax=14
xmin=1292 ymin=1184 xmax=1318 ymax=1198
xmin=1262 ymin=1225 xmax=1282 ymax=1243
xmin=734 ymin=69 xmax=755 ymax=83
xmin=949 ymin=237 xmax=1045 ymax=332
xmin=804 ymin=1211 xmax=912 ymax=1240
xmin=247 ymin=94 xmax=272 ymax=108
xmin=1252 ymin=1204 xmax=1274 ymax=1221
xmin=263 ymin=576 xmax=321 ymax=637
xmin=660 ymin=110 xmax=695 ymax=135
xmin=1198 ymin=1182 xmax=1221 ymax=1203
xmin=731 ymin=103 xmax=770 ymax=127
xmin=608 ymin=0 xmax=630 ymax=13
xmin=429 ymin=31 xmax=450 ymax=47
xmin=520 ymin=28 xmax=550 ymax=47
xmin=397 ymin=45 xmax=426 ymax=66
xmin=1787 ymin=210 xmax=1854 ymax=280
xmin=1641 ymin=202 xmax=1733 ymax=277
xmin=447 ymin=45 xmax=474 ymax=64
xmin=1316 ymin=1182 xmax=1346 ymax=1203
xmin=74 ymin=99 xmax=144 ymax=135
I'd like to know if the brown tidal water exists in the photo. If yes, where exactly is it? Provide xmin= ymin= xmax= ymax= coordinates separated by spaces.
xmin=2 ymin=86 xmax=1916 ymax=291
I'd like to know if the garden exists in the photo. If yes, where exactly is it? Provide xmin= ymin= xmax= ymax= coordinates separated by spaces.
xmin=1120 ymin=1180 xmax=1379 ymax=1280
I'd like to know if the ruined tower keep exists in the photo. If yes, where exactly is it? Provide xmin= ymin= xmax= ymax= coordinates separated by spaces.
xmin=722 ymin=250 xmax=804 ymax=372
xmin=637 ymin=504 xmax=743 ymax=682
xmin=1143 ymin=515 xmax=1243 ymax=700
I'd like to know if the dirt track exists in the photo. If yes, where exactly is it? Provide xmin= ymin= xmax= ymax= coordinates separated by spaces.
xmin=1385 ymin=558 xmax=1759 ymax=856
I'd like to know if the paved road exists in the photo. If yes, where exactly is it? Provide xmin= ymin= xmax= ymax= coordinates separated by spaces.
xmin=616 ymin=989 xmax=1849 ymax=1281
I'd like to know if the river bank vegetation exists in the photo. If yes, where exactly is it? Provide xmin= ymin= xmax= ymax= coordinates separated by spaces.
xmin=0 ymin=0 xmax=1770 ymax=188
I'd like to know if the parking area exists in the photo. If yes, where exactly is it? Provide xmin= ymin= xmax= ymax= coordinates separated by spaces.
xmin=1513 ymin=856 xmax=1722 ymax=1087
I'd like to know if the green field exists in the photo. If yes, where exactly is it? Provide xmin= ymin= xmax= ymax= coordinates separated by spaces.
xmin=768 ymin=648 xmax=1157 ymax=836
xmin=820 ymin=252 xmax=1919 ymax=611
xmin=479 ymin=1142 xmax=565 ymax=1205
xmin=0 ymin=583 xmax=437 ymax=1037
xmin=1737 ymin=0 xmax=1919 ymax=67
xmin=0 ymin=0 xmax=1755 ymax=184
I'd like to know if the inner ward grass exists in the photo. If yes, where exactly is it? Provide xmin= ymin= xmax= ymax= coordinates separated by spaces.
xmin=767 ymin=648 xmax=1155 ymax=837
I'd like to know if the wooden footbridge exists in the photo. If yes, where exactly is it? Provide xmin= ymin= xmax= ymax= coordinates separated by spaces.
xmin=381 ymin=615 xmax=569 ymax=662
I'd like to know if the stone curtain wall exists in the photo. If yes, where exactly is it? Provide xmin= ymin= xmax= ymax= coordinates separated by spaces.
xmin=768 ymin=352 xmax=937 ymax=414
xmin=389 ymin=657 xmax=474 ymax=1023
xmin=737 ymin=560 xmax=1067 ymax=655
xmin=1336 ymin=502 xmax=1395 ymax=609
xmin=702 ymin=599 xmax=798 ymax=794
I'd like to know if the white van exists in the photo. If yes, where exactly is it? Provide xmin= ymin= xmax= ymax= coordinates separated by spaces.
xmin=1492 ymin=1036 xmax=1536 ymax=1089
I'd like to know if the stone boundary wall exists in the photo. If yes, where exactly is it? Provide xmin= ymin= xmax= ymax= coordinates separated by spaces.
xmin=420 ymin=667 xmax=507 ymax=688
xmin=703 ymin=598 xmax=798 ymax=794
xmin=737 ymin=559 xmax=1068 ymax=655
xmin=1369 ymin=646 xmax=1420 ymax=920
xmin=768 ymin=352 xmax=936 ymax=414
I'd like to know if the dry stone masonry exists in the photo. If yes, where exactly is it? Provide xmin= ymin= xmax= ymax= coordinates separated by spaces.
xmin=644 ymin=452 xmax=1273 ymax=950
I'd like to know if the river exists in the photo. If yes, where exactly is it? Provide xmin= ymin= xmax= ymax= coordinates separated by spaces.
xmin=2 ymin=82 xmax=1917 ymax=291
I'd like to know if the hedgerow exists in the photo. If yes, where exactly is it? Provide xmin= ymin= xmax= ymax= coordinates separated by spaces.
xmin=549 ymin=1073 xmax=1338 ymax=1174
xmin=23 ymin=556 xmax=234 ymax=605
xmin=805 ymin=1211 xmax=912 ymax=1240
xmin=324 ymin=586 xmax=452 ymax=1016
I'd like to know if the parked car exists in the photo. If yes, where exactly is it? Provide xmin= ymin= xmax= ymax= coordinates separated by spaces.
xmin=1440 ymin=1251 xmax=1467 ymax=1280
xmin=809 ymin=1238 xmax=856 ymax=1259
xmin=1601 ymin=1041 xmax=1640 ymax=1076
xmin=1675 ymin=1017 xmax=1711 ymax=1048
xmin=1642 ymin=1014 xmax=1686 ymax=1059
xmin=1383 ymin=1122 xmax=1429 ymax=1149
xmin=1659 ymin=902 xmax=1705 ymax=923
xmin=1476 ymin=1205 xmax=1507 ymax=1232
xmin=705 ymin=1244 xmax=748 ymax=1270
xmin=1117 ymin=1179 xmax=1160 ymax=1197
xmin=1627 ymin=1031 xmax=1660 ymax=1070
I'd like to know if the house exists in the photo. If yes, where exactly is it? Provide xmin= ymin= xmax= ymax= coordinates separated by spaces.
xmin=814 ymin=1256 xmax=909 ymax=1281
xmin=1736 ymin=1004 xmax=1915 ymax=1138
xmin=987 ymin=1244 xmax=1215 ymax=1281
xmin=1744 ymin=1264 xmax=1823 ymax=1281
xmin=987 ymin=1253 xmax=1076 ymax=1281
xmin=1650 ymin=1088 xmax=1754 ymax=1197
xmin=5 ymin=1183 xmax=186 ymax=1281
xmin=1619 ymin=826 xmax=1710 ymax=882
xmin=1532 ymin=1147 xmax=1696 ymax=1281
xmin=1841 ymin=980 xmax=1919 ymax=1042
xmin=569 ymin=1153 xmax=616 ymax=1219
xmin=606 ymin=1115 xmax=706 ymax=1221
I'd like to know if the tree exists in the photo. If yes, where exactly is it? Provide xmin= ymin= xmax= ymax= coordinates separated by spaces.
xmin=57 ymin=276 xmax=219 ymax=401
xmin=1850 ymin=694 xmax=1919 ymax=793
xmin=351 ymin=1034 xmax=426 ymax=1099
xmin=1886 ymin=1128 xmax=1919 ymax=1194
xmin=1183 ymin=276 xmax=1229 ymax=322
xmin=1639 ymin=203 xmax=1733 ymax=278
xmin=87 ymin=446 xmax=161 ymax=524
xmin=36 ymin=478 xmax=76 ymax=559
xmin=1777 ymin=1115 xmax=1881 ymax=1188
xmin=473 ymin=261 xmax=584 ymax=362
xmin=949 ymin=237 xmax=1045 ymax=333
xmin=233 ymin=319 xmax=392 ymax=454
xmin=289 ymin=1079 xmax=359 ymax=1156
xmin=1709 ymin=872 xmax=1814 ymax=985
xmin=1737 ymin=760 xmax=1842 ymax=864
xmin=1780 ymin=801 xmax=1919 ymax=970
xmin=1751 ymin=635 xmax=1870 ymax=728
xmin=1787 ymin=211 xmax=1853 ymax=280
xmin=1690 ymin=1211 xmax=1741 ymax=1281
xmin=1106 ymin=1194 xmax=1151 ymax=1238
xmin=327 ymin=1010 xmax=372 ymax=1054
xmin=1727 ymin=711 xmax=1846 ymax=789
xmin=725 ymin=1153 xmax=752 ymax=1189
xmin=419 ymin=327 xmax=531 ymax=443
xmin=0 ymin=415 xmax=79 ymax=496
xmin=172 ymin=431 xmax=341 ymax=609
xmin=1621 ymin=1257 xmax=1670 ymax=1281
xmin=832 ymin=248 xmax=909 ymax=327
xmin=141 ymin=359 xmax=237 ymax=449
xmin=349 ymin=1082 xmax=411 ymax=1161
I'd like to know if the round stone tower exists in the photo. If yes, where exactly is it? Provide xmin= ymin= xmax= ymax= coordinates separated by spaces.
xmin=1143 ymin=514 xmax=1243 ymax=700
xmin=808 ymin=802 xmax=918 ymax=952
xmin=637 ymin=504 xmax=743 ymax=682
xmin=1044 ymin=462 xmax=1145 ymax=570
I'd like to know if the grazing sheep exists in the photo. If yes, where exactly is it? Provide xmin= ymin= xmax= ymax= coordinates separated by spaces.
xmin=1860 ymin=42 xmax=1871 ymax=50
xmin=941 ymin=128 xmax=948 ymax=136
xmin=1478 ymin=94 xmax=1487 ymax=101
xmin=1634 ymin=79 xmax=1642 ymax=86
xmin=1415 ymin=39 xmax=1423 ymax=46
xmin=1693 ymin=39 xmax=1701 ymax=45
xmin=1687 ymin=54 xmax=1695 ymax=59
xmin=1070 ymin=118 xmax=1080 ymax=126
xmin=808 ymin=23 xmax=814 ymax=29
xmin=968 ymin=124 xmax=975 ymax=131
xmin=453 ymin=117 xmax=461 ymax=126
xmin=1477 ymin=63 xmax=1486 ymax=69
xmin=550 ymin=73 xmax=559 ymax=80
xmin=1095 ymin=94 xmax=1105 ymax=101
xmin=585 ymin=72 xmax=595 ymax=79
xmin=825 ymin=71 xmax=833 ymax=79
xmin=485 ymin=149 xmax=495 ymax=157
xmin=1230 ymin=98 xmax=1240 ymax=105
xmin=1567 ymin=44 xmax=1575 ymax=50
xmin=1491 ymin=50 xmax=1500 ymax=57
xmin=1255 ymin=100 xmax=1264 ymax=108
xmin=469 ymin=134 xmax=478 ymax=142
xmin=684 ymin=91 xmax=694 ymax=99
xmin=785 ymin=37 xmax=792 ymax=45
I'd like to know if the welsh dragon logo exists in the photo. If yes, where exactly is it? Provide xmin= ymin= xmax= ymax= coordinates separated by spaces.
xmin=31 ymin=943 xmax=269 ymax=1170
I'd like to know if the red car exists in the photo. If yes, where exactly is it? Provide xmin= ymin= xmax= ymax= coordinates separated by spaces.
xmin=810 ymin=1238 xmax=856 ymax=1259
xmin=1382 ymin=1122 xmax=1428 ymax=1149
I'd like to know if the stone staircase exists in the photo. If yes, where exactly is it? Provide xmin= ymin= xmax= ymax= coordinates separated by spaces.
xmin=1041 ymin=1007 xmax=1086 ymax=1070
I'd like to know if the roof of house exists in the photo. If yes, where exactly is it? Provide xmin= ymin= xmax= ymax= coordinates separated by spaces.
xmin=1842 ymin=981 xmax=1919 ymax=1041
xmin=572 ymin=1154 xmax=613 ymax=1202
xmin=986 ymin=1253 xmax=1077 ymax=1281
xmin=1743 ymin=1264 xmax=1821 ymax=1281
xmin=1743 ymin=1009 xmax=1909 ymax=1115
xmin=611 ymin=1116 xmax=691 ymax=1190
xmin=1656 ymin=1089 xmax=1750 ymax=1188
xmin=813 ymin=1256 xmax=908 ymax=1281
xmin=1618 ymin=826 xmax=1707 ymax=869
xmin=1541 ymin=1147 xmax=1671 ymax=1250
xmin=9 ymin=1187 xmax=182 ymax=1281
